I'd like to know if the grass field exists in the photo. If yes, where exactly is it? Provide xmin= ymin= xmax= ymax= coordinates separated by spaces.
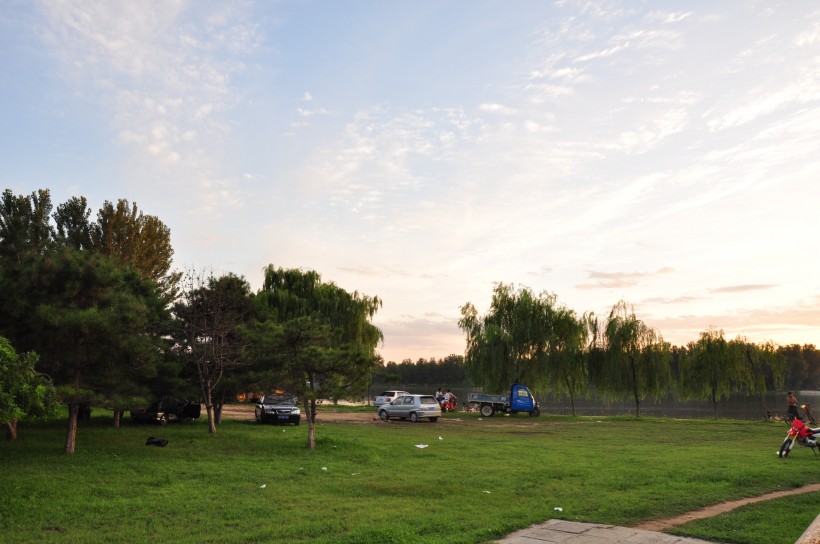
xmin=1 ymin=409 xmax=818 ymax=544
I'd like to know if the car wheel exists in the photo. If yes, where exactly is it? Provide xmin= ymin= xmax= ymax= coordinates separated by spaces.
xmin=429 ymin=417 xmax=438 ymax=422
xmin=294 ymin=419 xmax=300 ymax=426
xmin=379 ymin=410 xmax=389 ymax=421
xmin=529 ymin=407 xmax=541 ymax=417
xmin=480 ymin=404 xmax=494 ymax=417
xmin=410 ymin=412 xmax=420 ymax=422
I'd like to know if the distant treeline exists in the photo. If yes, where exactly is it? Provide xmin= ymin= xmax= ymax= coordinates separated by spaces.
xmin=375 ymin=355 xmax=466 ymax=387
xmin=378 ymin=344 xmax=820 ymax=393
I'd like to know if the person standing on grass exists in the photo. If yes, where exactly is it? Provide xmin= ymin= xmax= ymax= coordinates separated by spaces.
xmin=787 ymin=391 xmax=800 ymax=421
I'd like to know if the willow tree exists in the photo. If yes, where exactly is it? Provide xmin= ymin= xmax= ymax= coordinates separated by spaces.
xmin=597 ymin=300 xmax=670 ymax=418
xmin=244 ymin=266 xmax=383 ymax=450
xmin=543 ymin=310 xmax=600 ymax=416
xmin=678 ymin=328 xmax=741 ymax=418
xmin=737 ymin=337 xmax=785 ymax=418
xmin=459 ymin=283 xmax=557 ymax=393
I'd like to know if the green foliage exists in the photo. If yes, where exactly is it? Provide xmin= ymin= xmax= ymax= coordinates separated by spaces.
xmin=173 ymin=271 xmax=254 ymax=432
xmin=594 ymin=300 xmax=671 ymax=417
xmin=376 ymin=355 xmax=466 ymax=386
xmin=249 ymin=266 xmax=383 ymax=399
xmin=0 ymin=189 xmax=52 ymax=263
xmin=543 ymin=308 xmax=591 ymax=414
xmin=678 ymin=328 xmax=740 ymax=417
xmin=245 ymin=266 xmax=382 ymax=447
xmin=459 ymin=283 xmax=558 ymax=393
xmin=0 ymin=245 xmax=169 ymax=444
xmin=678 ymin=330 xmax=787 ymax=417
xmin=92 ymin=199 xmax=181 ymax=302
xmin=0 ymin=336 xmax=57 ymax=430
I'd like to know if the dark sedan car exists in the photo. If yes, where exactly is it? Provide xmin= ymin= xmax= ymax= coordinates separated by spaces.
xmin=255 ymin=394 xmax=301 ymax=425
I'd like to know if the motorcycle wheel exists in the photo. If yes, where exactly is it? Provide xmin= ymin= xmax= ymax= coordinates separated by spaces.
xmin=778 ymin=438 xmax=792 ymax=458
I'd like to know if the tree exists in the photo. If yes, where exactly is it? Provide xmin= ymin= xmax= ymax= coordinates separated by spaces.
xmin=0 ymin=336 xmax=57 ymax=440
xmin=544 ymin=309 xmax=591 ymax=416
xmin=595 ymin=300 xmax=670 ymax=417
xmin=459 ymin=283 xmax=557 ymax=393
xmin=52 ymin=196 xmax=94 ymax=250
xmin=92 ymin=199 xmax=181 ymax=302
xmin=678 ymin=328 xmax=741 ymax=418
xmin=0 ymin=189 xmax=52 ymax=263
xmin=244 ymin=266 xmax=382 ymax=450
xmin=738 ymin=337 xmax=785 ymax=418
xmin=3 ymin=247 xmax=169 ymax=453
xmin=173 ymin=271 xmax=253 ymax=433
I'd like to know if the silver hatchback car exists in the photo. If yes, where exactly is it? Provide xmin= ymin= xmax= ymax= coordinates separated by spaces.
xmin=377 ymin=394 xmax=441 ymax=422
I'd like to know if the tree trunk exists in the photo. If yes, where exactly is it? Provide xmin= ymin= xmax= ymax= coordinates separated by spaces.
xmin=113 ymin=410 xmax=122 ymax=428
xmin=630 ymin=357 xmax=641 ymax=418
xmin=65 ymin=403 xmax=79 ymax=454
xmin=214 ymin=390 xmax=225 ymax=425
xmin=304 ymin=398 xmax=316 ymax=450
xmin=201 ymin=378 xmax=217 ymax=433
xmin=6 ymin=421 xmax=17 ymax=440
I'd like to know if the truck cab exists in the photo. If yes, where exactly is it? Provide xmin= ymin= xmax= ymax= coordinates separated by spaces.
xmin=510 ymin=384 xmax=537 ymax=413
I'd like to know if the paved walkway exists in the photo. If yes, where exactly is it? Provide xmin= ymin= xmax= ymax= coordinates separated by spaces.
xmin=496 ymin=519 xmax=716 ymax=544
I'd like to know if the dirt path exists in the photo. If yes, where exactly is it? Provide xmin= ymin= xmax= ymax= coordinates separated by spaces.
xmin=220 ymin=404 xmax=395 ymax=424
xmin=634 ymin=483 xmax=820 ymax=531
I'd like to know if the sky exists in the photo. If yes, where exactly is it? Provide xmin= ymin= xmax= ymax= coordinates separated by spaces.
xmin=2 ymin=1 xmax=819 ymax=364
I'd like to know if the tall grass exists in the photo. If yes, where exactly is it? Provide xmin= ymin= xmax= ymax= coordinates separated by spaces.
xmin=0 ymin=412 xmax=816 ymax=543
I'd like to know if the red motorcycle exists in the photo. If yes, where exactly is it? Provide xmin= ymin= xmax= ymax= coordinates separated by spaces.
xmin=778 ymin=418 xmax=819 ymax=458
xmin=440 ymin=396 xmax=458 ymax=413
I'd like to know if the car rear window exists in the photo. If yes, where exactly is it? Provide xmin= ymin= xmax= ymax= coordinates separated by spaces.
xmin=420 ymin=396 xmax=438 ymax=405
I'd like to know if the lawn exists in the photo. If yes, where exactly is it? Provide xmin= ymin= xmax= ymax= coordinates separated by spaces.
xmin=0 ymin=410 xmax=817 ymax=544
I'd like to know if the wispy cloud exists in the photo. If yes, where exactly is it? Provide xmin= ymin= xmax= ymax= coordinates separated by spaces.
xmin=709 ymin=284 xmax=778 ymax=294
xmin=576 ymin=267 xmax=675 ymax=290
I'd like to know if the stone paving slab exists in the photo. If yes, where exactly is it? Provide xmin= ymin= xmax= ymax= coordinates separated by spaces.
xmin=495 ymin=520 xmax=717 ymax=544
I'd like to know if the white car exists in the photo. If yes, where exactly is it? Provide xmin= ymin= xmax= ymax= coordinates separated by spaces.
xmin=377 ymin=394 xmax=441 ymax=422
xmin=374 ymin=390 xmax=410 ymax=406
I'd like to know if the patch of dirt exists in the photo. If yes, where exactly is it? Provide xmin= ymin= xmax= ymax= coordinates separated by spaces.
xmin=219 ymin=404 xmax=399 ymax=424
xmin=634 ymin=483 xmax=820 ymax=531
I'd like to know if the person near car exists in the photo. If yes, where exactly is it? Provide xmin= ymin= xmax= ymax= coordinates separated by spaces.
xmin=435 ymin=388 xmax=444 ymax=402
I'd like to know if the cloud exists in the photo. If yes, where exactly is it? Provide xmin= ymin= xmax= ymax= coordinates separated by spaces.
xmin=574 ymin=41 xmax=630 ymax=62
xmin=645 ymin=297 xmax=820 ymax=347
xmin=38 ymin=1 xmax=261 ymax=170
xmin=709 ymin=284 xmax=778 ymax=294
xmin=480 ymin=103 xmax=517 ymax=115
xmin=297 ymin=107 xmax=330 ymax=117
xmin=576 ymin=267 xmax=674 ymax=290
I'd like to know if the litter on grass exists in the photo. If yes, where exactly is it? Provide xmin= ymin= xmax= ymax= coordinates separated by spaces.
xmin=260 ymin=484 xmax=266 ymax=489
xmin=554 ymin=507 xmax=563 ymax=512
xmin=415 ymin=444 xmax=428 ymax=449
